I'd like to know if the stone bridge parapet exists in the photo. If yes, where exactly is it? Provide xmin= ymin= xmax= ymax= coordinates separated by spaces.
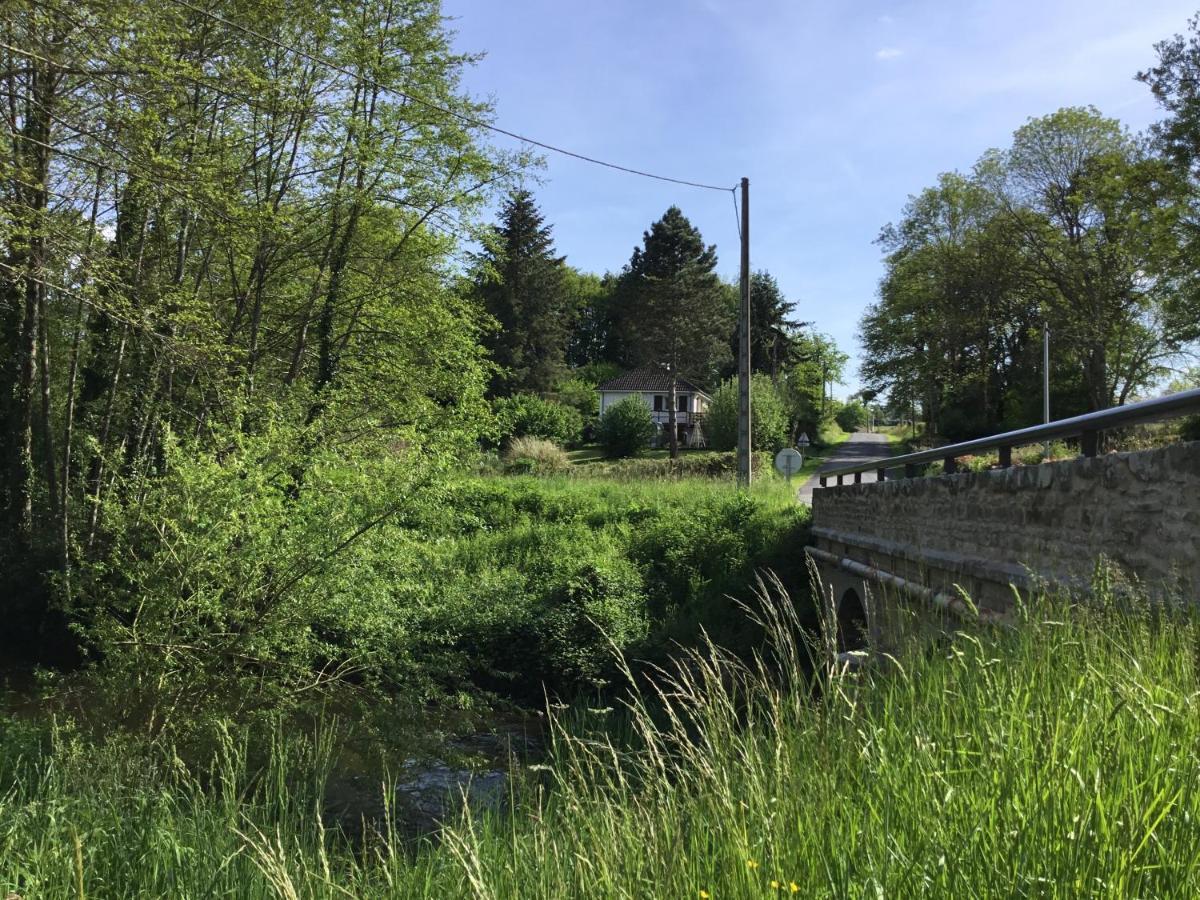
xmin=807 ymin=440 xmax=1200 ymax=620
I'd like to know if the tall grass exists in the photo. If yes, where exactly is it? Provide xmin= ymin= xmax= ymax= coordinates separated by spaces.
xmin=4 ymin=580 xmax=1200 ymax=897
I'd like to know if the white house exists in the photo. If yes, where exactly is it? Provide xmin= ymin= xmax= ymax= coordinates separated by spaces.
xmin=596 ymin=366 xmax=712 ymax=448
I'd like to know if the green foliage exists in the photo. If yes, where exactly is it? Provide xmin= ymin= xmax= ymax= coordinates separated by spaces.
xmin=73 ymin=463 xmax=805 ymax=724
xmin=474 ymin=191 xmax=572 ymax=395
xmin=704 ymin=374 xmax=789 ymax=452
xmin=7 ymin=586 xmax=1200 ymax=897
xmin=0 ymin=0 xmax=515 ymax=654
xmin=571 ymin=450 xmax=774 ymax=481
xmin=835 ymin=400 xmax=869 ymax=432
xmin=564 ymin=270 xmax=620 ymax=369
xmin=596 ymin=396 xmax=655 ymax=458
xmin=730 ymin=270 xmax=804 ymax=380
xmin=864 ymin=107 xmax=1199 ymax=439
xmin=611 ymin=207 xmax=734 ymax=410
xmin=778 ymin=331 xmax=848 ymax=443
xmin=493 ymin=394 xmax=584 ymax=447
xmin=503 ymin=437 xmax=570 ymax=475
xmin=552 ymin=361 xmax=621 ymax=423
xmin=74 ymin=421 xmax=457 ymax=734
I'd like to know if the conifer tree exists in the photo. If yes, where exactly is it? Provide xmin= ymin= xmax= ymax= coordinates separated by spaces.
xmin=614 ymin=207 xmax=732 ymax=457
xmin=475 ymin=191 xmax=570 ymax=396
xmin=727 ymin=270 xmax=804 ymax=382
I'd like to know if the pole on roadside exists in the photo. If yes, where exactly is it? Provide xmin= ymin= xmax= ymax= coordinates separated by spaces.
xmin=1043 ymin=325 xmax=1051 ymax=459
xmin=737 ymin=176 xmax=752 ymax=487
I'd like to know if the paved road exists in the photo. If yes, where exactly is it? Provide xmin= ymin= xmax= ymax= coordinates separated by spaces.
xmin=796 ymin=431 xmax=893 ymax=505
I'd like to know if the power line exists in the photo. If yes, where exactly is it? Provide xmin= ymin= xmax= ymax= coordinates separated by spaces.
xmin=163 ymin=0 xmax=737 ymax=194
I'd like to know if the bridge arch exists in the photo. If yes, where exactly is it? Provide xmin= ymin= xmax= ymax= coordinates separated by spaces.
xmin=837 ymin=587 xmax=868 ymax=652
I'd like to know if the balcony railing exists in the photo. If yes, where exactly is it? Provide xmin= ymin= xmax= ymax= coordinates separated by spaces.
xmin=819 ymin=387 xmax=1200 ymax=487
xmin=650 ymin=410 xmax=705 ymax=426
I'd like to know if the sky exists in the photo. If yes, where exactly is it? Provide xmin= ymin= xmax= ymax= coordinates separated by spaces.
xmin=441 ymin=0 xmax=1197 ymax=397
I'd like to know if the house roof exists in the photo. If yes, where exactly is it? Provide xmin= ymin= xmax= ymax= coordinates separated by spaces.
xmin=596 ymin=365 xmax=711 ymax=398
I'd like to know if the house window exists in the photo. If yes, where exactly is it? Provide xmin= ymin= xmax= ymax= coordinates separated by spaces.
xmin=653 ymin=395 xmax=664 ymax=411
xmin=677 ymin=395 xmax=688 ymax=412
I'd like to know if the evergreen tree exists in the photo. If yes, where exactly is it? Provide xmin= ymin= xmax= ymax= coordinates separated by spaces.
xmin=614 ymin=207 xmax=732 ymax=457
xmin=726 ymin=270 xmax=804 ymax=381
xmin=475 ymin=191 xmax=571 ymax=396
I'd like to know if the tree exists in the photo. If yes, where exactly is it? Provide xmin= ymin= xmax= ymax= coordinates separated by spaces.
xmin=0 ymin=0 xmax=519 ymax=663
xmin=836 ymin=401 xmax=869 ymax=433
xmin=861 ymin=107 xmax=1199 ymax=441
xmin=861 ymin=172 xmax=1038 ymax=438
xmin=596 ymin=396 xmax=655 ymax=458
xmin=612 ymin=207 xmax=733 ymax=457
xmin=475 ymin=191 xmax=571 ymax=396
xmin=705 ymin=374 xmax=789 ymax=452
xmin=1139 ymin=15 xmax=1200 ymax=177
xmin=990 ymin=107 xmax=1195 ymax=412
xmin=727 ymin=270 xmax=804 ymax=381
xmin=564 ymin=269 xmax=619 ymax=369
xmin=780 ymin=332 xmax=847 ymax=442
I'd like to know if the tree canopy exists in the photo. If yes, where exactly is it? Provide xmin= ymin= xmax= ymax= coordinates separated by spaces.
xmin=474 ymin=191 xmax=572 ymax=396
xmin=861 ymin=106 xmax=1200 ymax=440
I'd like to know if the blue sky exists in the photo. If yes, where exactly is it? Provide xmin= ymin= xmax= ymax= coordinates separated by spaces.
xmin=442 ymin=0 xmax=1196 ymax=397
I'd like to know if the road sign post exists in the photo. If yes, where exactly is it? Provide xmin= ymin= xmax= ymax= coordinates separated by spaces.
xmin=774 ymin=447 xmax=803 ymax=484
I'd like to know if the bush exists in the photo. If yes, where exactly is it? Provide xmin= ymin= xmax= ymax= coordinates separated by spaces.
xmin=597 ymin=396 xmax=655 ymax=458
xmin=705 ymin=374 xmax=789 ymax=452
xmin=836 ymin=400 xmax=869 ymax=432
xmin=494 ymin=394 xmax=583 ymax=448
xmin=503 ymin=436 xmax=570 ymax=474
xmin=1182 ymin=415 xmax=1200 ymax=443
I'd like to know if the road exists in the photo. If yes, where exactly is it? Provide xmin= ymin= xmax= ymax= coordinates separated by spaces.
xmin=796 ymin=430 xmax=893 ymax=505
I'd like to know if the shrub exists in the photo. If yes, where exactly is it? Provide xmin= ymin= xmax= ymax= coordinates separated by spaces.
xmin=503 ymin=436 xmax=570 ymax=474
xmin=1182 ymin=415 xmax=1200 ymax=443
xmin=836 ymin=400 xmax=869 ymax=432
xmin=597 ymin=396 xmax=656 ymax=458
xmin=531 ymin=559 xmax=649 ymax=684
xmin=494 ymin=394 xmax=583 ymax=448
xmin=705 ymin=374 xmax=789 ymax=452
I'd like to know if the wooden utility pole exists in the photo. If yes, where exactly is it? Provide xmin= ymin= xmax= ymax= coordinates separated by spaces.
xmin=737 ymin=177 xmax=751 ymax=487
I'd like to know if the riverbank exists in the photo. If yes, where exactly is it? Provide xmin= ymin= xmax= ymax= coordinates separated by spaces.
xmin=4 ymin=582 xmax=1196 ymax=896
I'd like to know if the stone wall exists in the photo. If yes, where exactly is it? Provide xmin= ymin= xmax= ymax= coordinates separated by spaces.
xmin=810 ymin=441 xmax=1200 ymax=609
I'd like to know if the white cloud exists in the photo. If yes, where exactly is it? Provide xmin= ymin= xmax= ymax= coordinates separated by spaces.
xmin=875 ymin=47 xmax=903 ymax=60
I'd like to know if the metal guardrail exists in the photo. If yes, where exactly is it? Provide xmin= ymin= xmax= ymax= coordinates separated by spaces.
xmin=819 ymin=386 xmax=1200 ymax=487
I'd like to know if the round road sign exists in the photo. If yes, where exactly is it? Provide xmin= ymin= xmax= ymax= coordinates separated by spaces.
xmin=774 ymin=447 xmax=803 ymax=479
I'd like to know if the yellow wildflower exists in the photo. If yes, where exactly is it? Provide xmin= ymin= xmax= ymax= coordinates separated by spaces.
xmin=790 ymin=883 xmax=800 ymax=893
xmin=746 ymin=859 xmax=759 ymax=870
xmin=699 ymin=892 xmax=710 ymax=899
xmin=771 ymin=880 xmax=781 ymax=889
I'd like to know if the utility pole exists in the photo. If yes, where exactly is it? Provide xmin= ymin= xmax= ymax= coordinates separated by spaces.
xmin=737 ymin=176 xmax=751 ymax=487
xmin=820 ymin=363 xmax=827 ymax=420
xmin=1043 ymin=325 xmax=1051 ymax=458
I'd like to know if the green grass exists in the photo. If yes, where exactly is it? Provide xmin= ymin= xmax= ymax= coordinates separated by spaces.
xmin=568 ymin=446 xmax=734 ymax=465
xmin=565 ymin=444 xmax=606 ymax=464
xmin=5 ymin=581 xmax=1199 ymax=897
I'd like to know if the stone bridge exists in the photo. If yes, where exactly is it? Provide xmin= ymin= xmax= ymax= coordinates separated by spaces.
xmin=804 ymin=390 xmax=1200 ymax=650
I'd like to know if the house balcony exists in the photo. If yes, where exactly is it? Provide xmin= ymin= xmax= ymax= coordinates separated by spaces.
xmin=650 ymin=411 xmax=705 ymax=426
